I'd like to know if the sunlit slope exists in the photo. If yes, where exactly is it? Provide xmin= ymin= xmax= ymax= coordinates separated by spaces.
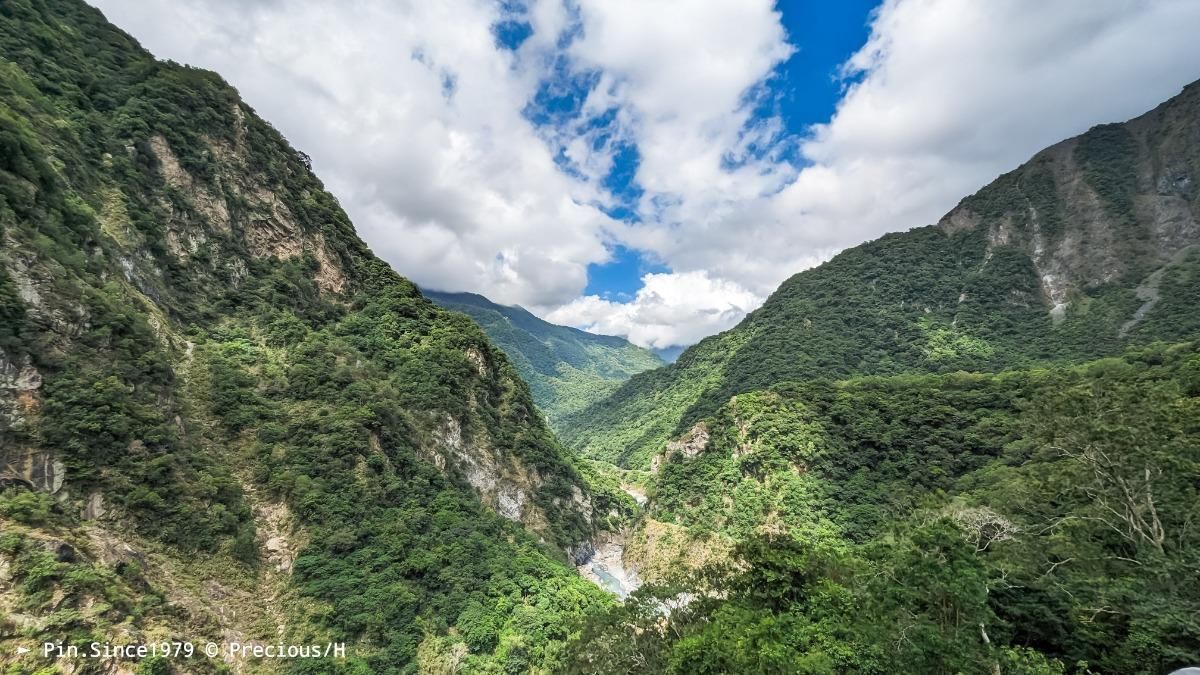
xmin=560 ymin=80 xmax=1200 ymax=468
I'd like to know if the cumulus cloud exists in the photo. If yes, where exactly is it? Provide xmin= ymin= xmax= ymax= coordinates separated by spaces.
xmin=560 ymin=0 xmax=1200 ymax=347
xmin=90 ymin=0 xmax=1200 ymax=348
xmin=545 ymin=271 xmax=761 ymax=349
xmin=90 ymin=0 xmax=614 ymax=308
xmin=566 ymin=0 xmax=795 ymax=199
xmin=769 ymin=0 xmax=1200 ymax=261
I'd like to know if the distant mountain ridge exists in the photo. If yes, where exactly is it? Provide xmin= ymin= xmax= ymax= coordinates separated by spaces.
xmin=649 ymin=344 xmax=686 ymax=363
xmin=424 ymin=289 xmax=664 ymax=428
xmin=560 ymin=79 xmax=1200 ymax=468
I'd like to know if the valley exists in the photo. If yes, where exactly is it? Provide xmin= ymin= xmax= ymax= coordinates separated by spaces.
xmin=422 ymin=290 xmax=663 ymax=431
xmin=475 ymin=74 xmax=1200 ymax=674
xmin=1 ymin=2 xmax=1198 ymax=674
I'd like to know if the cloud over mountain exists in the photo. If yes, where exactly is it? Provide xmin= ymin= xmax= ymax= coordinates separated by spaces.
xmin=92 ymin=0 xmax=1200 ymax=347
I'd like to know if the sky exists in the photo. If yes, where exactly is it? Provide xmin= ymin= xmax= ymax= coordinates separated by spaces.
xmin=90 ymin=0 xmax=1200 ymax=350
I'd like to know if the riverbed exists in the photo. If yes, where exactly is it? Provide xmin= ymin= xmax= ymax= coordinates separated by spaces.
xmin=578 ymin=485 xmax=647 ymax=598
xmin=579 ymin=536 xmax=642 ymax=598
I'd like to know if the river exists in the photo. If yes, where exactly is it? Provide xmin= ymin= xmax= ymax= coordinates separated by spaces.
xmin=579 ymin=536 xmax=641 ymax=598
xmin=578 ymin=485 xmax=646 ymax=598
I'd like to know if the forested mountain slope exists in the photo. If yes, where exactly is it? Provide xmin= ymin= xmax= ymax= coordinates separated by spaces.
xmin=424 ymin=290 xmax=663 ymax=429
xmin=571 ymin=343 xmax=1200 ymax=674
xmin=561 ymin=80 xmax=1200 ymax=468
xmin=0 ymin=1 xmax=625 ymax=671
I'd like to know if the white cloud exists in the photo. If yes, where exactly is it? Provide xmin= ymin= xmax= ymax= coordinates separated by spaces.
xmin=545 ymin=271 xmax=760 ymax=349
xmin=89 ymin=0 xmax=1200 ymax=349
xmin=767 ymin=0 xmax=1200 ymax=263
xmin=543 ymin=0 xmax=1200 ymax=347
xmin=90 ymin=0 xmax=615 ymax=309
xmin=566 ymin=0 xmax=795 ymax=198
xmin=609 ymin=0 xmax=1200 ymax=301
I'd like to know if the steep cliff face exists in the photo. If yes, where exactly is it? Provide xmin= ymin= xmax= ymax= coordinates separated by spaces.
xmin=0 ymin=0 xmax=592 ymax=542
xmin=0 ymin=1 xmax=616 ymax=670
xmin=561 ymin=80 xmax=1200 ymax=469
xmin=941 ymin=82 xmax=1200 ymax=322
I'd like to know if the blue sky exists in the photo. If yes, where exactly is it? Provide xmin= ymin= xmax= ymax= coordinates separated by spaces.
xmin=577 ymin=0 xmax=879 ymax=302
xmin=95 ymin=0 xmax=1200 ymax=349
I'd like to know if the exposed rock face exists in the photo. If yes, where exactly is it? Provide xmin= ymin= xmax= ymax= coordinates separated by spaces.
xmin=465 ymin=347 xmax=491 ymax=378
xmin=651 ymin=422 xmax=709 ymax=474
xmin=566 ymin=485 xmax=594 ymax=522
xmin=0 ymin=449 xmax=63 ymax=494
xmin=83 ymin=528 xmax=147 ymax=570
xmin=256 ymin=501 xmax=299 ymax=573
xmin=241 ymin=187 xmax=304 ymax=259
xmin=623 ymin=518 xmax=734 ymax=585
xmin=2 ymin=244 xmax=89 ymax=341
xmin=496 ymin=488 xmax=527 ymax=521
xmin=567 ymin=540 xmax=596 ymax=567
xmin=147 ymin=131 xmax=347 ymax=295
xmin=82 ymin=492 xmax=106 ymax=521
xmin=0 ymin=349 xmax=42 ymax=433
xmin=938 ymin=83 xmax=1200 ymax=320
xmin=149 ymin=134 xmax=232 ymax=235
xmin=1118 ymin=243 xmax=1199 ymax=336
xmin=426 ymin=415 xmax=555 ymax=533
xmin=310 ymin=240 xmax=348 ymax=294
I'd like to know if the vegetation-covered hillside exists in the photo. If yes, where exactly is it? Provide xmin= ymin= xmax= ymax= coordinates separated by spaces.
xmin=559 ymin=81 xmax=1200 ymax=468
xmin=559 ymin=79 xmax=1200 ymax=675
xmin=571 ymin=343 xmax=1200 ymax=674
xmin=424 ymin=290 xmax=663 ymax=429
xmin=0 ymin=1 xmax=625 ymax=672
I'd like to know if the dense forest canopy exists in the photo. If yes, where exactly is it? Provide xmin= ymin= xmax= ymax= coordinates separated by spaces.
xmin=569 ymin=343 xmax=1200 ymax=674
xmin=556 ymin=73 xmax=1200 ymax=675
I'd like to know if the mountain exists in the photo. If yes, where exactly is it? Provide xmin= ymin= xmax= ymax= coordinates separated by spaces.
xmin=3 ymin=2 xmax=1197 ymax=673
xmin=0 ymin=2 xmax=627 ymax=671
xmin=649 ymin=345 xmax=686 ymax=364
xmin=423 ymin=289 xmax=663 ymax=428
xmin=560 ymin=80 xmax=1200 ymax=468
xmin=559 ymin=77 xmax=1200 ymax=675
xmin=570 ymin=344 xmax=1200 ymax=674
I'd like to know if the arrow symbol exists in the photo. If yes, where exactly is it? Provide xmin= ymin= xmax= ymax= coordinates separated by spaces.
xmin=16 ymin=646 xmax=30 ymax=655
